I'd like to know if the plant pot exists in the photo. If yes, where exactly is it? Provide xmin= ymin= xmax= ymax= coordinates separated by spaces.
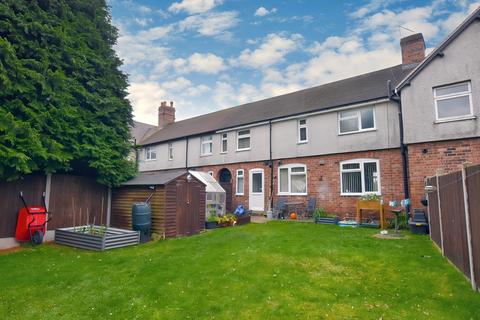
xmin=218 ymin=221 xmax=229 ymax=228
xmin=315 ymin=217 xmax=339 ymax=225
xmin=236 ymin=215 xmax=251 ymax=226
xmin=205 ymin=221 xmax=217 ymax=229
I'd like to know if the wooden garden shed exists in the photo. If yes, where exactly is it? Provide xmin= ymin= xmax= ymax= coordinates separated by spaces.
xmin=111 ymin=170 xmax=206 ymax=238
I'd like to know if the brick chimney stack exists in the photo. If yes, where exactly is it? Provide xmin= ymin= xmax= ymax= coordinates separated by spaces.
xmin=400 ymin=33 xmax=425 ymax=66
xmin=158 ymin=101 xmax=175 ymax=128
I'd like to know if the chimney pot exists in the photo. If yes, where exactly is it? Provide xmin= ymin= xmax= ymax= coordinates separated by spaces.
xmin=400 ymin=33 xmax=425 ymax=66
xmin=170 ymin=101 xmax=174 ymax=107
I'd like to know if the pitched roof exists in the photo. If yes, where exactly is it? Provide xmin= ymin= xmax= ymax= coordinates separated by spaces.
xmin=121 ymin=169 xmax=187 ymax=186
xmin=396 ymin=5 xmax=480 ymax=90
xmin=131 ymin=121 xmax=157 ymax=144
xmin=140 ymin=64 xmax=413 ymax=146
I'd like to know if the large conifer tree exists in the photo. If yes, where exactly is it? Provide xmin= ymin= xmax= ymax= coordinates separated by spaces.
xmin=0 ymin=0 xmax=136 ymax=186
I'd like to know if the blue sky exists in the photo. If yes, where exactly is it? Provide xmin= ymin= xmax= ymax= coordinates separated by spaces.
xmin=108 ymin=0 xmax=480 ymax=124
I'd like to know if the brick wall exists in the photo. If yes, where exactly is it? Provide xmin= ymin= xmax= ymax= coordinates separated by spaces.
xmin=408 ymin=138 xmax=480 ymax=210
xmin=192 ymin=148 xmax=405 ymax=218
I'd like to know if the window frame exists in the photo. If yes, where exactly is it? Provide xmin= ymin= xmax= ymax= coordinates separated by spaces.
xmin=298 ymin=119 xmax=308 ymax=143
xmin=145 ymin=146 xmax=157 ymax=161
xmin=200 ymin=135 xmax=213 ymax=156
xmin=168 ymin=142 xmax=173 ymax=161
xmin=236 ymin=169 xmax=244 ymax=195
xmin=433 ymin=81 xmax=474 ymax=122
xmin=339 ymin=159 xmax=381 ymax=196
xmin=277 ymin=164 xmax=308 ymax=196
xmin=236 ymin=129 xmax=251 ymax=151
xmin=221 ymin=133 xmax=228 ymax=153
xmin=338 ymin=106 xmax=376 ymax=135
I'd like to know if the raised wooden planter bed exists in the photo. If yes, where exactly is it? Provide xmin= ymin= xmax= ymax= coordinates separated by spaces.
xmin=315 ymin=217 xmax=339 ymax=225
xmin=236 ymin=215 xmax=251 ymax=226
xmin=55 ymin=226 xmax=140 ymax=251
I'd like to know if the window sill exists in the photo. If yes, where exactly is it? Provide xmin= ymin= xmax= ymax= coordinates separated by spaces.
xmin=145 ymin=159 xmax=157 ymax=162
xmin=277 ymin=193 xmax=308 ymax=196
xmin=235 ymin=193 xmax=244 ymax=196
xmin=297 ymin=141 xmax=308 ymax=145
xmin=434 ymin=115 xmax=476 ymax=124
xmin=340 ymin=193 xmax=381 ymax=197
xmin=220 ymin=151 xmax=227 ymax=154
xmin=236 ymin=148 xmax=251 ymax=152
xmin=338 ymin=128 xmax=376 ymax=136
xmin=200 ymin=153 xmax=212 ymax=157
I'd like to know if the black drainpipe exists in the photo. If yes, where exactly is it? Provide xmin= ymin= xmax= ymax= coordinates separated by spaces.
xmin=185 ymin=138 xmax=189 ymax=170
xmin=388 ymin=80 xmax=411 ymax=215
xmin=269 ymin=120 xmax=274 ymax=211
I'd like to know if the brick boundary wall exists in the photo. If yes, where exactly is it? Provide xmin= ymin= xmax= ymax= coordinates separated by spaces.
xmin=407 ymin=138 xmax=480 ymax=211
xmin=192 ymin=148 xmax=405 ymax=218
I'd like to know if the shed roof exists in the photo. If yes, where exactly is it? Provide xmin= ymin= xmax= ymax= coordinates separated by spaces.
xmin=121 ymin=169 xmax=187 ymax=186
xmin=189 ymin=171 xmax=225 ymax=193
xmin=140 ymin=64 xmax=413 ymax=146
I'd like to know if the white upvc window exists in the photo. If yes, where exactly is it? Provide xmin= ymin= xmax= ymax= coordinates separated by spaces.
xmin=207 ymin=171 xmax=214 ymax=176
xmin=340 ymin=159 xmax=380 ymax=196
xmin=237 ymin=129 xmax=251 ymax=151
xmin=338 ymin=106 xmax=375 ymax=134
xmin=221 ymin=133 xmax=228 ymax=153
xmin=236 ymin=169 xmax=244 ymax=195
xmin=278 ymin=164 xmax=307 ymax=195
xmin=145 ymin=146 xmax=157 ymax=161
xmin=298 ymin=119 xmax=308 ymax=143
xmin=200 ymin=135 xmax=213 ymax=156
xmin=434 ymin=81 xmax=473 ymax=121
xmin=168 ymin=143 xmax=173 ymax=160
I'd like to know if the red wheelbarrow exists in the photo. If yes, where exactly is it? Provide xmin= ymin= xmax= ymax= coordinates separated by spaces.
xmin=14 ymin=191 xmax=51 ymax=245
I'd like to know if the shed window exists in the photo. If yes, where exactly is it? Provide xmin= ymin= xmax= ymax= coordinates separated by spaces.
xmin=201 ymin=135 xmax=213 ymax=155
xmin=145 ymin=147 xmax=156 ymax=161
xmin=298 ymin=119 xmax=308 ymax=143
xmin=221 ymin=133 xmax=228 ymax=153
xmin=340 ymin=159 xmax=380 ymax=195
xmin=168 ymin=143 xmax=173 ymax=160
xmin=339 ymin=107 xmax=375 ymax=134
xmin=278 ymin=164 xmax=307 ymax=195
xmin=237 ymin=130 xmax=251 ymax=151
xmin=236 ymin=169 xmax=244 ymax=195
xmin=434 ymin=82 xmax=473 ymax=121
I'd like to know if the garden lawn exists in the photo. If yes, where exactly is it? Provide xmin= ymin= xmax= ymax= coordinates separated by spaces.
xmin=1 ymin=222 xmax=479 ymax=319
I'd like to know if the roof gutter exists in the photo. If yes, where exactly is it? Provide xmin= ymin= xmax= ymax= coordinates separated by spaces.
xmin=388 ymin=80 xmax=410 ymax=214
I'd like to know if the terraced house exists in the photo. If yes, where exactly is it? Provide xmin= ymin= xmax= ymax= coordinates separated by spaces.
xmin=133 ymin=7 xmax=480 ymax=216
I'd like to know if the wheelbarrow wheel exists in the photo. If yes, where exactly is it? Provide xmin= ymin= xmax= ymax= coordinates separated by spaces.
xmin=31 ymin=230 xmax=44 ymax=245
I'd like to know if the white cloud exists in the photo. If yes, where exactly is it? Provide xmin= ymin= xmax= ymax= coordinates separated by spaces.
xmin=174 ymin=53 xmax=226 ymax=74
xmin=138 ymin=5 xmax=152 ymax=14
xmin=254 ymin=7 xmax=277 ymax=17
xmin=234 ymin=33 xmax=303 ymax=69
xmin=137 ymin=25 xmax=174 ymax=41
xmin=178 ymin=11 xmax=239 ymax=38
xmin=169 ymin=0 xmax=224 ymax=14
xmin=133 ymin=17 xmax=153 ymax=27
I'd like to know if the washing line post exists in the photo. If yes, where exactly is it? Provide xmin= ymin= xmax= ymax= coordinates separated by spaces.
xmin=461 ymin=163 xmax=476 ymax=291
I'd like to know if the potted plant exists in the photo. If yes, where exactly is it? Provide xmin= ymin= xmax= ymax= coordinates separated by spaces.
xmin=313 ymin=208 xmax=338 ymax=224
xmin=205 ymin=211 xmax=218 ymax=229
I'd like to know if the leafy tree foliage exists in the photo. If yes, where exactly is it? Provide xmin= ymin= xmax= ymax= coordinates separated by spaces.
xmin=0 ymin=0 xmax=136 ymax=186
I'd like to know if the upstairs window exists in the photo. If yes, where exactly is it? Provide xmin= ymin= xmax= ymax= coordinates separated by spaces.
xmin=434 ymin=81 xmax=473 ymax=121
xmin=201 ymin=135 xmax=213 ymax=155
xmin=221 ymin=133 xmax=228 ymax=153
xmin=340 ymin=159 xmax=380 ymax=195
xmin=237 ymin=130 xmax=251 ymax=151
xmin=339 ymin=106 xmax=375 ymax=134
xmin=236 ymin=169 xmax=244 ymax=195
xmin=145 ymin=146 xmax=157 ymax=161
xmin=168 ymin=143 xmax=173 ymax=160
xmin=298 ymin=119 xmax=308 ymax=143
xmin=278 ymin=164 xmax=307 ymax=195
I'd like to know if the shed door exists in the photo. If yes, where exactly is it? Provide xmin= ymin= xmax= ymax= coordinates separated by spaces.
xmin=249 ymin=169 xmax=264 ymax=211
xmin=176 ymin=180 xmax=201 ymax=236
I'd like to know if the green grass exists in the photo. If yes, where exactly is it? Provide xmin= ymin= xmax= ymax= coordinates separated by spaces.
xmin=1 ymin=222 xmax=479 ymax=319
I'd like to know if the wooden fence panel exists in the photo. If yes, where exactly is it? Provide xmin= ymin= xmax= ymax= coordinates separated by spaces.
xmin=438 ymin=172 xmax=470 ymax=277
xmin=426 ymin=177 xmax=442 ymax=248
xmin=0 ymin=175 xmax=46 ymax=238
xmin=466 ymin=165 xmax=480 ymax=288
xmin=48 ymin=174 xmax=108 ymax=229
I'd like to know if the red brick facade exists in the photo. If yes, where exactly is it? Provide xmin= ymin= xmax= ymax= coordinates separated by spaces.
xmin=192 ymin=148 xmax=405 ymax=218
xmin=407 ymin=138 xmax=480 ymax=210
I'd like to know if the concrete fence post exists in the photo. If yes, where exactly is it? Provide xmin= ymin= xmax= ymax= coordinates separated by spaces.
xmin=461 ymin=164 xmax=476 ymax=291
xmin=435 ymin=171 xmax=445 ymax=256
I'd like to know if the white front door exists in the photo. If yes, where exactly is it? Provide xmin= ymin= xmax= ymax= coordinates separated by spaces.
xmin=249 ymin=169 xmax=264 ymax=211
